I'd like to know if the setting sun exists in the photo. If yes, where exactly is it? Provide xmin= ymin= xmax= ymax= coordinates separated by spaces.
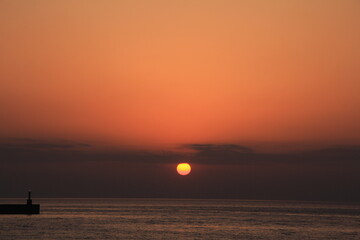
xmin=177 ymin=163 xmax=191 ymax=176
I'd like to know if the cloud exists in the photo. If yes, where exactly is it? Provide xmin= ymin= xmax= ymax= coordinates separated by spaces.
xmin=305 ymin=145 xmax=360 ymax=158
xmin=184 ymin=144 xmax=253 ymax=153
xmin=1 ymin=140 xmax=360 ymax=200
xmin=1 ymin=139 xmax=360 ymax=166
xmin=182 ymin=143 xmax=360 ymax=165
xmin=182 ymin=144 xmax=254 ymax=164
xmin=1 ymin=138 xmax=91 ymax=150
xmin=0 ymin=138 xmax=183 ymax=164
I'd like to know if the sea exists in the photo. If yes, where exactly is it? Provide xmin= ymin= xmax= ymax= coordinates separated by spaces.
xmin=0 ymin=198 xmax=359 ymax=239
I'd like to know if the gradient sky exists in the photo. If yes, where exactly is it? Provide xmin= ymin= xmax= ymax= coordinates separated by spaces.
xmin=1 ymin=0 xmax=360 ymax=200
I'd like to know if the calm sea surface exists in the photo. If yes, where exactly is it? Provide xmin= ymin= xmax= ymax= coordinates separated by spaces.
xmin=0 ymin=198 xmax=359 ymax=239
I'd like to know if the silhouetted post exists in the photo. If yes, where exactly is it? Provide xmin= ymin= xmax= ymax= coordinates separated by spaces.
xmin=27 ymin=191 xmax=32 ymax=205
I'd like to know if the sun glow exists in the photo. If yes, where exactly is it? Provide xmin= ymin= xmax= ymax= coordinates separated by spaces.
xmin=177 ymin=163 xmax=191 ymax=176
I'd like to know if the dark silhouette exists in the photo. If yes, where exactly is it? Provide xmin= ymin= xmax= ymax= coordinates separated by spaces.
xmin=0 ymin=191 xmax=40 ymax=214
xmin=27 ymin=190 xmax=32 ymax=205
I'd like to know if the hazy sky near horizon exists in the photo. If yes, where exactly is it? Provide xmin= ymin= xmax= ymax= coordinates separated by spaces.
xmin=1 ymin=0 xmax=359 ymax=148
xmin=1 ymin=1 xmax=360 ymax=200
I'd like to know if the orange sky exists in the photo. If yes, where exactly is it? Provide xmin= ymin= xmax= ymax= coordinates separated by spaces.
xmin=1 ymin=0 xmax=359 ymax=148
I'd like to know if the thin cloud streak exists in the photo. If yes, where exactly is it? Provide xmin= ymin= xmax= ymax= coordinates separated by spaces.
xmin=1 ymin=140 xmax=359 ymax=165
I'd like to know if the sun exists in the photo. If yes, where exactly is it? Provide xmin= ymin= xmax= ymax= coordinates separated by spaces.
xmin=177 ymin=163 xmax=191 ymax=176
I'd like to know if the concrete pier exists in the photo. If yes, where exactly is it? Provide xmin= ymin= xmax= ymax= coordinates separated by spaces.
xmin=0 ymin=191 xmax=40 ymax=214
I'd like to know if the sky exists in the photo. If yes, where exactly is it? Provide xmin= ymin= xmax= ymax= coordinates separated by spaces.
xmin=1 ymin=0 xmax=360 ymax=200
